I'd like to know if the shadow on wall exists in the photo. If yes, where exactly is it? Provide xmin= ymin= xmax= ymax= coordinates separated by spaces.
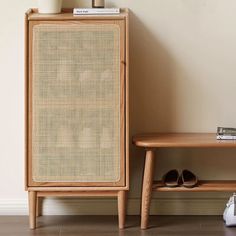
xmin=129 ymin=11 xmax=236 ymax=201
xmin=128 ymin=11 xmax=179 ymax=196
xmin=129 ymin=11 xmax=178 ymax=135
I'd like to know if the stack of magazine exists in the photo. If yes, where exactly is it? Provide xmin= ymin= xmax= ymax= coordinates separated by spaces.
xmin=217 ymin=127 xmax=236 ymax=140
xmin=73 ymin=8 xmax=120 ymax=15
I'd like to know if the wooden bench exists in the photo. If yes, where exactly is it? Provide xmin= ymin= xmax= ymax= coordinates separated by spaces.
xmin=133 ymin=133 xmax=236 ymax=229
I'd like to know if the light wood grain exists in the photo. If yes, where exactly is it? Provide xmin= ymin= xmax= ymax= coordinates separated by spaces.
xmin=153 ymin=180 xmax=236 ymax=192
xmin=24 ymin=11 xmax=28 ymax=191
xmin=28 ymin=191 xmax=37 ymax=229
xmin=133 ymin=133 xmax=236 ymax=148
xmin=134 ymin=133 xmax=236 ymax=229
xmin=27 ymin=20 xmax=33 ymax=189
xmin=125 ymin=8 xmax=130 ymax=190
xmin=118 ymin=191 xmax=126 ymax=229
xmin=27 ymin=186 xmax=129 ymax=191
xmin=25 ymin=9 xmax=33 ymax=191
xmin=119 ymin=19 xmax=126 ymax=188
xmin=27 ymin=8 xmax=128 ymax=21
xmin=37 ymin=191 xmax=118 ymax=197
xmin=141 ymin=150 xmax=155 ymax=230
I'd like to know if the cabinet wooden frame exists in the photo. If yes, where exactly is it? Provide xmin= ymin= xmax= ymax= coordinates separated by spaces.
xmin=28 ymin=19 xmax=126 ymax=187
xmin=25 ymin=8 xmax=129 ymax=229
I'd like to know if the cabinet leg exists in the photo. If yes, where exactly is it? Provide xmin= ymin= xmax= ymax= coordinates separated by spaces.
xmin=141 ymin=149 xmax=155 ymax=229
xmin=28 ymin=191 xmax=37 ymax=229
xmin=36 ymin=197 xmax=42 ymax=217
xmin=118 ymin=190 xmax=126 ymax=229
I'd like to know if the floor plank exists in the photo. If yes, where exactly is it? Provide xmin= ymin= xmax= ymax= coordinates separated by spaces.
xmin=0 ymin=216 xmax=235 ymax=236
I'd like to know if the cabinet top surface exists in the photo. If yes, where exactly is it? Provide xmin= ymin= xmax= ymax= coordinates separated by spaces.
xmin=133 ymin=133 xmax=236 ymax=148
xmin=26 ymin=8 xmax=129 ymax=21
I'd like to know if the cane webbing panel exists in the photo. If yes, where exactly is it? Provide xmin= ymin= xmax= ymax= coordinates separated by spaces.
xmin=32 ymin=23 xmax=121 ymax=182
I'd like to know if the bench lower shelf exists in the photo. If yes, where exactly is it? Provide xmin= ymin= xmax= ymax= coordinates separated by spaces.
xmin=153 ymin=180 xmax=236 ymax=192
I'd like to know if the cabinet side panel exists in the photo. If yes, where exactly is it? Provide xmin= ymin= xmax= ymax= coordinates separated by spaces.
xmin=125 ymin=14 xmax=129 ymax=189
xmin=29 ymin=22 xmax=124 ymax=185
xmin=25 ymin=11 xmax=31 ymax=189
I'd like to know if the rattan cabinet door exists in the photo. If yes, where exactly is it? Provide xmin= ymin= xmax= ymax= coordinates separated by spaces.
xmin=28 ymin=21 xmax=125 ymax=186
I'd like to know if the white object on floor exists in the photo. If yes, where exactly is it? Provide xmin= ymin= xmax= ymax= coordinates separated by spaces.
xmin=223 ymin=193 xmax=236 ymax=226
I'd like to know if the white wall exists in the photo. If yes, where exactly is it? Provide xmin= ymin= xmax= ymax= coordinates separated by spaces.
xmin=1 ymin=0 xmax=236 ymax=215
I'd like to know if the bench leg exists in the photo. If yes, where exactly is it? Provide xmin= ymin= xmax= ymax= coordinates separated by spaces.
xmin=118 ymin=190 xmax=126 ymax=229
xmin=141 ymin=149 xmax=155 ymax=229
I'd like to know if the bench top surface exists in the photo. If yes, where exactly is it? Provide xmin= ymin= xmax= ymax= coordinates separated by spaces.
xmin=133 ymin=133 xmax=236 ymax=148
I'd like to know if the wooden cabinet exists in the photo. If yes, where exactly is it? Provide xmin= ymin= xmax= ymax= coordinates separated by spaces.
xmin=25 ymin=9 xmax=129 ymax=229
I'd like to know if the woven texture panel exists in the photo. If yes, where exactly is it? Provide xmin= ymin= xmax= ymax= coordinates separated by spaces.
xmin=32 ymin=23 xmax=121 ymax=182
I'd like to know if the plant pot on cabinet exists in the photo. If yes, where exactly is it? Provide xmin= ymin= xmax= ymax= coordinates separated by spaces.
xmin=38 ymin=0 xmax=62 ymax=14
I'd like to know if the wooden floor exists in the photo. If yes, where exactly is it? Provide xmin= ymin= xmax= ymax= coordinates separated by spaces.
xmin=0 ymin=215 xmax=236 ymax=236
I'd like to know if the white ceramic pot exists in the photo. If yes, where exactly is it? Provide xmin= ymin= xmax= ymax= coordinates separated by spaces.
xmin=38 ymin=0 xmax=62 ymax=14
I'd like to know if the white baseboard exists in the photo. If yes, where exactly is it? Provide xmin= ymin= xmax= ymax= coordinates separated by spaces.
xmin=0 ymin=199 xmax=28 ymax=215
xmin=0 ymin=198 xmax=227 ymax=215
